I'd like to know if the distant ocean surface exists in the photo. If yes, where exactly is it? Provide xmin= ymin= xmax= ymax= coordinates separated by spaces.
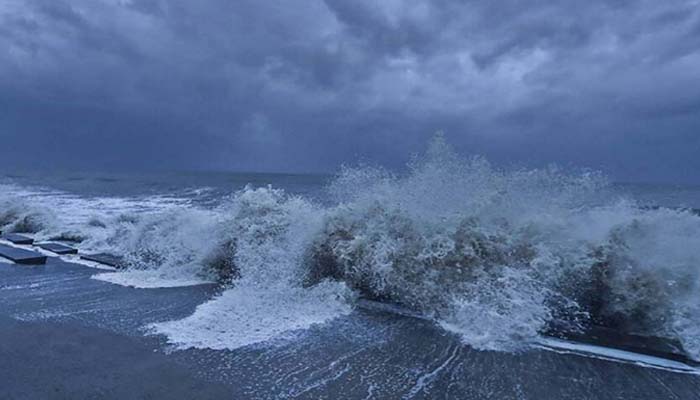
xmin=1 ymin=170 xmax=331 ymax=206
xmin=4 ymin=169 xmax=700 ymax=209
xmin=2 ymin=141 xmax=700 ymax=362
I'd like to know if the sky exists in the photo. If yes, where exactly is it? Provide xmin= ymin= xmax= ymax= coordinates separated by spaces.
xmin=1 ymin=0 xmax=699 ymax=183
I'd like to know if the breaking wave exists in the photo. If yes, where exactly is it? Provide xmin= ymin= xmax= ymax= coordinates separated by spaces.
xmin=2 ymin=135 xmax=700 ymax=360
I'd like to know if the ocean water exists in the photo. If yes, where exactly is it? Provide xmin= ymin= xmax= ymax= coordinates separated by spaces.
xmin=2 ymin=136 xmax=700 ymax=361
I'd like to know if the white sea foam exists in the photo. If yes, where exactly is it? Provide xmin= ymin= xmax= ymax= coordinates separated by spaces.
xmin=92 ymin=270 xmax=211 ymax=289
xmin=536 ymin=338 xmax=700 ymax=374
xmin=148 ymin=187 xmax=354 ymax=349
xmin=0 ymin=182 xmax=191 ymax=247
xmin=150 ymin=282 xmax=353 ymax=350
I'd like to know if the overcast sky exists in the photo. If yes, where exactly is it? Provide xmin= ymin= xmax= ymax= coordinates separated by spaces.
xmin=1 ymin=0 xmax=699 ymax=182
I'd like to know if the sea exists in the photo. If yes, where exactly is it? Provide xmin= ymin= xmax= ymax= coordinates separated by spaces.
xmin=2 ymin=138 xmax=700 ymax=366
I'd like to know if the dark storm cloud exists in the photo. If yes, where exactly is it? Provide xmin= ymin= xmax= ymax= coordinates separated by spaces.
xmin=1 ymin=0 xmax=699 ymax=182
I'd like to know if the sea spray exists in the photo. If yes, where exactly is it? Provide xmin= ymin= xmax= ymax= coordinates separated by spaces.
xmin=306 ymin=135 xmax=608 ymax=350
xmin=0 ymin=185 xmax=57 ymax=234
xmin=0 ymin=182 xmax=190 ymax=247
xmin=305 ymin=135 xmax=700 ymax=357
xmin=148 ymin=186 xmax=354 ymax=349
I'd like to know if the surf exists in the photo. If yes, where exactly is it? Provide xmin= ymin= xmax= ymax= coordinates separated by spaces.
xmin=2 ymin=135 xmax=699 ymax=363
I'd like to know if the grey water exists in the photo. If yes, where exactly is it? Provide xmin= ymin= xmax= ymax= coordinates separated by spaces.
xmin=2 ymin=168 xmax=700 ymax=399
xmin=1 ymin=170 xmax=331 ymax=207
xmin=5 ymin=169 xmax=700 ymax=209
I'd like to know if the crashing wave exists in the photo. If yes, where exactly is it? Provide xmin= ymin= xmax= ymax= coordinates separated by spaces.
xmin=148 ymin=186 xmax=354 ymax=349
xmin=3 ymin=136 xmax=700 ymax=360
xmin=301 ymin=135 xmax=700 ymax=358
xmin=0 ymin=188 xmax=56 ymax=234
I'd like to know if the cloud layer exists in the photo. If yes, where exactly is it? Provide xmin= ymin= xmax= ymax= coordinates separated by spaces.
xmin=1 ymin=0 xmax=699 ymax=182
